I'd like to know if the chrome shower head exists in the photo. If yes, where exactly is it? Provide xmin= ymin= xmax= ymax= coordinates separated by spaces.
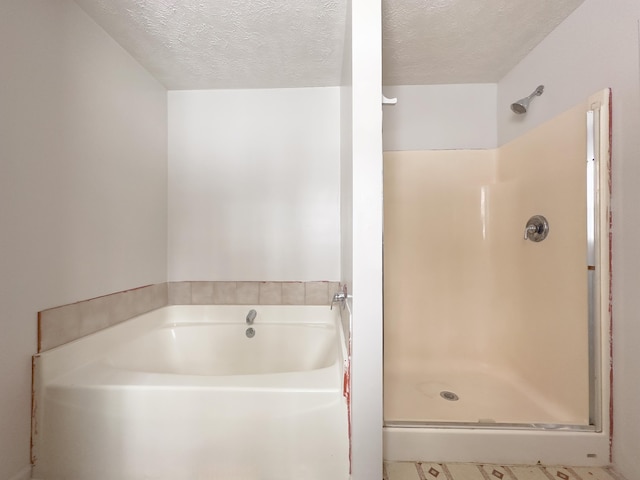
xmin=511 ymin=85 xmax=544 ymax=114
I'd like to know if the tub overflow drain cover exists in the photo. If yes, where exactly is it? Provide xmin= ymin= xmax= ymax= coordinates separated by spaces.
xmin=440 ymin=391 xmax=459 ymax=401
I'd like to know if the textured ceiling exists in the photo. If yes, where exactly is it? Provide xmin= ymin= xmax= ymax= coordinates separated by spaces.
xmin=73 ymin=0 xmax=348 ymax=89
xmin=382 ymin=0 xmax=585 ymax=85
xmin=73 ymin=0 xmax=585 ymax=89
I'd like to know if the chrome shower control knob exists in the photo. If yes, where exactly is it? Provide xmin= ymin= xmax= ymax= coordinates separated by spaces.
xmin=524 ymin=215 xmax=549 ymax=242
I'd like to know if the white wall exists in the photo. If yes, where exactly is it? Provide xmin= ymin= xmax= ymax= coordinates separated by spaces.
xmin=349 ymin=0 xmax=383 ymax=478
xmin=497 ymin=0 xmax=640 ymax=476
xmin=0 ymin=2 xmax=168 ymax=479
xmin=168 ymin=88 xmax=341 ymax=282
xmin=340 ymin=0 xmax=353 ymax=337
xmin=382 ymin=84 xmax=498 ymax=151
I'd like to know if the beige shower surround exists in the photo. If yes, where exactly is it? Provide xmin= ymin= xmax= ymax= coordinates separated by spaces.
xmin=384 ymin=101 xmax=592 ymax=425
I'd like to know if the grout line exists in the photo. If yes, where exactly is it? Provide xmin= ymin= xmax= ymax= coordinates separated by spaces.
xmin=503 ymin=465 xmax=518 ymax=480
xmin=477 ymin=465 xmax=492 ymax=480
xmin=540 ymin=466 xmax=556 ymax=480
xmin=564 ymin=467 xmax=584 ymax=480
xmin=440 ymin=463 xmax=455 ymax=480
xmin=415 ymin=462 xmax=427 ymax=480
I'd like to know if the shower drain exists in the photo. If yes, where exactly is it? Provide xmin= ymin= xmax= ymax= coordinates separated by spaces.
xmin=439 ymin=391 xmax=459 ymax=401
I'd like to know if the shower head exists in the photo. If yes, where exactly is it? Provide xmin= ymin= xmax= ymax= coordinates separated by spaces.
xmin=510 ymin=85 xmax=544 ymax=114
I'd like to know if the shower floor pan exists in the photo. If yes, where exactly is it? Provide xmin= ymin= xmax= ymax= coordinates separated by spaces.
xmin=384 ymin=362 xmax=589 ymax=428
xmin=383 ymin=361 xmax=609 ymax=466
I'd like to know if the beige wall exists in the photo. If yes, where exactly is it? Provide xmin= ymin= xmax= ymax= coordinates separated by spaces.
xmin=495 ymin=103 xmax=589 ymax=418
xmin=384 ymin=101 xmax=591 ymax=424
xmin=384 ymin=149 xmax=498 ymax=365
xmin=0 ymin=2 xmax=168 ymax=478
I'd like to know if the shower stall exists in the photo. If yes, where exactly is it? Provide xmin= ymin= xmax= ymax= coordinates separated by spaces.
xmin=383 ymin=90 xmax=611 ymax=465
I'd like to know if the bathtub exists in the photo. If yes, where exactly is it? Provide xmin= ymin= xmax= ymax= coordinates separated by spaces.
xmin=32 ymin=305 xmax=350 ymax=480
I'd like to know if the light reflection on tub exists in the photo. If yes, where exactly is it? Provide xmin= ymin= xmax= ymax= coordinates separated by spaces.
xmin=105 ymin=322 xmax=337 ymax=376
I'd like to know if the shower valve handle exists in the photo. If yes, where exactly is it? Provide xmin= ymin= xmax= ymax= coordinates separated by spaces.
xmin=523 ymin=215 xmax=549 ymax=242
xmin=524 ymin=224 xmax=538 ymax=240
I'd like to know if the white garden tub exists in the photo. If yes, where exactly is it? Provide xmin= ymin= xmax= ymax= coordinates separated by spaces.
xmin=32 ymin=305 xmax=350 ymax=480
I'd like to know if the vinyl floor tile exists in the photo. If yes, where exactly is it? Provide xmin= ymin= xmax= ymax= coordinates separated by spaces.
xmin=446 ymin=463 xmax=485 ymax=480
xmin=508 ymin=465 xmax=551 ymax=480
xmin=384 ymin=463 xmax=625 ymax=480
xmin=386 ymin=461 xmax=421 ymax=480
xmin=417 ymin=462 xmax=455 ymax=479
xmin=571 ymin=466 xmax=620 ymax=480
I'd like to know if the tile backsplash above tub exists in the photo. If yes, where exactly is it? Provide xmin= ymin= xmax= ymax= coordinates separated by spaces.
xmin=168 ymin=281 xmax=339 ymax=306
xmin=38 ymin=281 xmax=340 ymax=352
xmin=38 ymin=283 xmax=167 ymax=353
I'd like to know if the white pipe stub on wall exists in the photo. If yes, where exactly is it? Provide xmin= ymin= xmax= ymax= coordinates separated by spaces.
xmin=382 ymin=94 xmax=398 ymax=105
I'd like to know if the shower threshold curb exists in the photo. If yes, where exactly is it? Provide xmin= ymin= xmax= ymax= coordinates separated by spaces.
xmin=384 ymin=421 xmax=598 ymax=432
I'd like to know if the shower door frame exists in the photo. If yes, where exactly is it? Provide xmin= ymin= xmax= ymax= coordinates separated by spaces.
xmin=383 ymin=89 xmax=612 ymax=438
xmin=585 ymin=89 xmax=612 ymax=436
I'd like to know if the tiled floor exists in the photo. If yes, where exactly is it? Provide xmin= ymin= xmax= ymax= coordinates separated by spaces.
xmin=383 ymin=462 xmax=625 ymax=480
